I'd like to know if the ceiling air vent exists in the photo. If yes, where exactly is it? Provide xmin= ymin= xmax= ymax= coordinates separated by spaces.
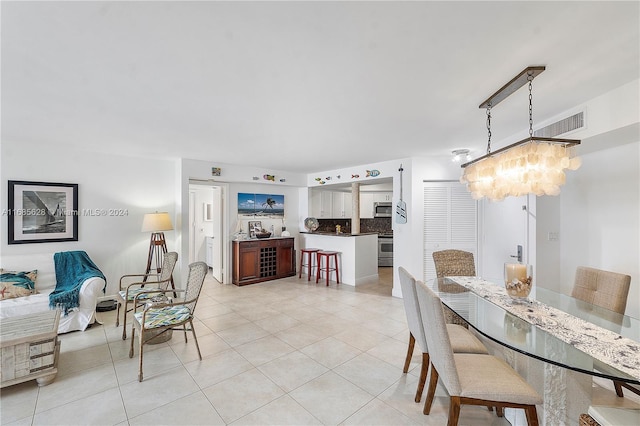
xmin=534 ymin=111 xmax=584 ymax=138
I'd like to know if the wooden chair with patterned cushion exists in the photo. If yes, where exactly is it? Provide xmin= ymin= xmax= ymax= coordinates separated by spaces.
xmin=116 ymin=251 xmax=178 ymax=340
xmin=432 ymin=250 xmax=476 ymax=327
xmin=129 ymin=261 xmax=207 ymax=382
xmin=415 ymin=279 xmax=542 ymax=425
xmin=572 ymin=266 xmax=635 ymax=398
xmin=399 ymin=267 xmax=488 ymax=404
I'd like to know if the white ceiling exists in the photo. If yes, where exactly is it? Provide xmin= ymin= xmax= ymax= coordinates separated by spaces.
xmin=2 ymin=1 xmax=638 ymax=173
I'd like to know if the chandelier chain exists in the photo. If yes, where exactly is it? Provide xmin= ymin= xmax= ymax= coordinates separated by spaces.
xmin=486 ymin=103 xmax=492 ymax=154
xmin=528 ymin=74 xmax=534 ymax=137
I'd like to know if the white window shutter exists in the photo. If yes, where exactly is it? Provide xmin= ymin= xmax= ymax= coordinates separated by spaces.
xmin=423 ymin=182 xmax=477 ymax=281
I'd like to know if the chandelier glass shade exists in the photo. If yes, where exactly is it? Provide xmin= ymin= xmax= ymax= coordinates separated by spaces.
xmin=461 ymin=138 xmax=581 ymax=201
xmin=461 ymin=66 xmax=581 ymax=201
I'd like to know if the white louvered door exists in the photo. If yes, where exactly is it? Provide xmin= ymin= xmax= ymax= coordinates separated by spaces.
xmin=423 ymin=182 xmax=478 ymax=281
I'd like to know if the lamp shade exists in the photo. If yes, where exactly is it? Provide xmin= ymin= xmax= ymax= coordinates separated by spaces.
xmin=141 ymin=212 xmax=173 ymax=232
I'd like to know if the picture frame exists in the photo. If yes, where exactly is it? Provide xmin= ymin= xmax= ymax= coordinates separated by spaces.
xmin=237 ymin=193 xmax=285 ymax=218
xmin=248 ymin=220 xmax=262 ymax=239
xmin=7 ymin=180 xmax=79 ymax=244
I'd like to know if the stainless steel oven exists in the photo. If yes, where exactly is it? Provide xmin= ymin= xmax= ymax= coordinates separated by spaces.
xmin=378 ymin=234 xmax=393 ymax=267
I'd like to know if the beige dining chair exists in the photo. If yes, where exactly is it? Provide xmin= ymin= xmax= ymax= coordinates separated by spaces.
xmin=572 ymin=266 xmax=630 ymax=315
xmin=571 ymin=266 xmax=636 ymax=398
xmin=415 ymin=279 xmax=542 ymax=425
xmin=398 ymin=267 xmax=488 ymax=403
xmin=116 ymin=251 xmax=178 ymax=340
xmin=432 ymin=250 xmax=476 ymax=327
xmin=129 ymin=261 xmax=208 ymax=382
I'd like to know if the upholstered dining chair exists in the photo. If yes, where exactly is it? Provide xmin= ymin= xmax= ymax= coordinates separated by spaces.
xmin=116 ymin=251 xmax=178 ymax=340
xmin=398 ymin=267 xmax=488 ymax=403
xmin=129 ymin=261 xmax=207 ymax=382
xmin=432 ymin=250 xmax=476 ymax=327
xmin=571 ymin=266 xmax=635 ymax=398
xmin=415 ymin=279 xmax=542 ymax=425
xmin=571 ymin=266 xmax=630 ymax=315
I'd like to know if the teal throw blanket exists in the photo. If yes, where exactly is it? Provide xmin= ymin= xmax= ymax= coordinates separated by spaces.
xmin=50 ymin=251 xmax=106 ymax=315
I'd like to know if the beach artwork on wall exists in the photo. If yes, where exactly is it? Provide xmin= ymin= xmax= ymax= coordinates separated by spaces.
xmin=238 ymin=193 xmax=284 ymax=218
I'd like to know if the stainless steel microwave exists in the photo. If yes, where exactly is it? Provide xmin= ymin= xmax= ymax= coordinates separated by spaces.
xmin=374 ymin=202 xmax=393 ymax=217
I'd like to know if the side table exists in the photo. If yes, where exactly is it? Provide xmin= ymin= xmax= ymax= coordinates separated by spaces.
xmin=1 ymin=310 xmax=61 ymax=387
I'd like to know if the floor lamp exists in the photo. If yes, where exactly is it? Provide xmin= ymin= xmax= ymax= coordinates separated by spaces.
xmin=141 ymin=212 xmax=175 ymax=291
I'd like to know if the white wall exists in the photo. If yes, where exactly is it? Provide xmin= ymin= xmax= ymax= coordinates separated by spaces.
xmin=535 ymin=79 xmax=640 ymax=318
xmin=393 ymin=156 xmax=462 ymax=297
xmin=559 ymin=142 xmax=640 ymax=318
xmin=306 ymin=159 xmax=400 ymax=188
xmin=179 ymin=159 xmax=307 ymax=284
xmin=0 ymin=140 xmax=177 ymax=297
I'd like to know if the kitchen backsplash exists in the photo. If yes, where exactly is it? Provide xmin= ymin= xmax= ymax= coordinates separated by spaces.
xmin=316 ymin=218 xmax=392 ymax=234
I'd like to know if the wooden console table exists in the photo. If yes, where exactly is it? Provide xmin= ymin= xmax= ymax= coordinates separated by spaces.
xmin=1 ymin=310 xmax=61 ymax=387
xmin=232 ymin=237 xmax=296 ymax=285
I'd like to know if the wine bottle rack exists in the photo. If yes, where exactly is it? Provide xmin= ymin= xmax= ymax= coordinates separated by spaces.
xmin=260 ymin=247 xmax=277 ymax=277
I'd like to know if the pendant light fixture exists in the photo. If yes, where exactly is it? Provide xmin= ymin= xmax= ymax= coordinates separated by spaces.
xmin=460 ymin=66 xmax=581 ymax=201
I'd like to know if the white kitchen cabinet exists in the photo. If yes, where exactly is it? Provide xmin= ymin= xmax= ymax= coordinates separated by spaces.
xmin=373 ymin=192 xmax=393 ymax=203
xmin=311 ymin=190 xmax=333 ymax=218
xmin=359 ymin=193 xmax=375 ymax=218
xmin=310 ymin=191 xmax=321 ymax=218
xmin=360 ymin=192 xmax=392 ymax=218
xmin=332 ymin=192 xmax=352 ymax=218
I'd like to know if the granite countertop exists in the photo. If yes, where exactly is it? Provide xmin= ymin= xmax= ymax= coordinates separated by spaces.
xmin=300 ymin=232 xmax=378 ymax=237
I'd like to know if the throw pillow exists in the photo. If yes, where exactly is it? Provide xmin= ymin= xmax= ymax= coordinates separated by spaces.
xmin=0 ymin=269 xmax=38 ymax=300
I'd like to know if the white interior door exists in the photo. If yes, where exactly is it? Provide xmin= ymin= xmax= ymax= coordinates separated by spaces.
xmin=210 ymin=186 xmax=223 ymax=282
xmin=478 ymin=195 xmax=530 ymax=282
xmin=189 ymin=192 xmax=196 ymax=263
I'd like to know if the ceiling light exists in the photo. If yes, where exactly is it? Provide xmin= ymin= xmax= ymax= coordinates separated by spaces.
xmin=460 ymin=66 xmax=581 ymax=201
xmin=451 ymin=149 xmax=471 ymax=163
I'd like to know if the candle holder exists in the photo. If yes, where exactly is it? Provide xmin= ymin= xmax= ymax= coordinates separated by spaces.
xmin=504 ymin=263 xmax=533 ymax=301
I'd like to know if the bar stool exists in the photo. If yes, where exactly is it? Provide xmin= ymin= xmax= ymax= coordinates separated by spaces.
xmin=299 ymin=248 xmax=320 ymax=281
xmin=316 ymin=251 xmax=340 ymax=286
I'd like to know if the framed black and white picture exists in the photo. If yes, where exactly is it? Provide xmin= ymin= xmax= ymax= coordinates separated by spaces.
xmin=7 ymin=180 xmax=79 ymax=244
xmin=248 ymin=220 xmax=262 ymax=239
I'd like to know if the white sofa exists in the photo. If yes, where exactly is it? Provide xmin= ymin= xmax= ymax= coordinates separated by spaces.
xmin=0 ymin=253 xmax=105 ymax=333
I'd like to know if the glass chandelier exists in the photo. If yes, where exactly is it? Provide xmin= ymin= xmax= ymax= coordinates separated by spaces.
xmin=460 ymin=66 xmax=581 ymax=201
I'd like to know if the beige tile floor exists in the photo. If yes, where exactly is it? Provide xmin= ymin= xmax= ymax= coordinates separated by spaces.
xmin=1 ymin=268 xmax=510 ymax=426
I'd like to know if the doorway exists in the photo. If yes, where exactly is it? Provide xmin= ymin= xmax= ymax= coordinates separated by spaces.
xmin=478 ymin=195 xmax=533 ymax=281
xmin=189 ymin=183 xmax=225 ymax=283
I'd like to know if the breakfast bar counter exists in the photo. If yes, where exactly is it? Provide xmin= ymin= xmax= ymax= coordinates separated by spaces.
xmin=300 ymin=232 xmax=378 ymax=286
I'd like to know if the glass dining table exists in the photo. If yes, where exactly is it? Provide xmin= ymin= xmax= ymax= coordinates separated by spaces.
xmin=427 ymin=276 xmax=640 ymax=384
xmin=426 ymin=276 xmax=640 ymax=425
